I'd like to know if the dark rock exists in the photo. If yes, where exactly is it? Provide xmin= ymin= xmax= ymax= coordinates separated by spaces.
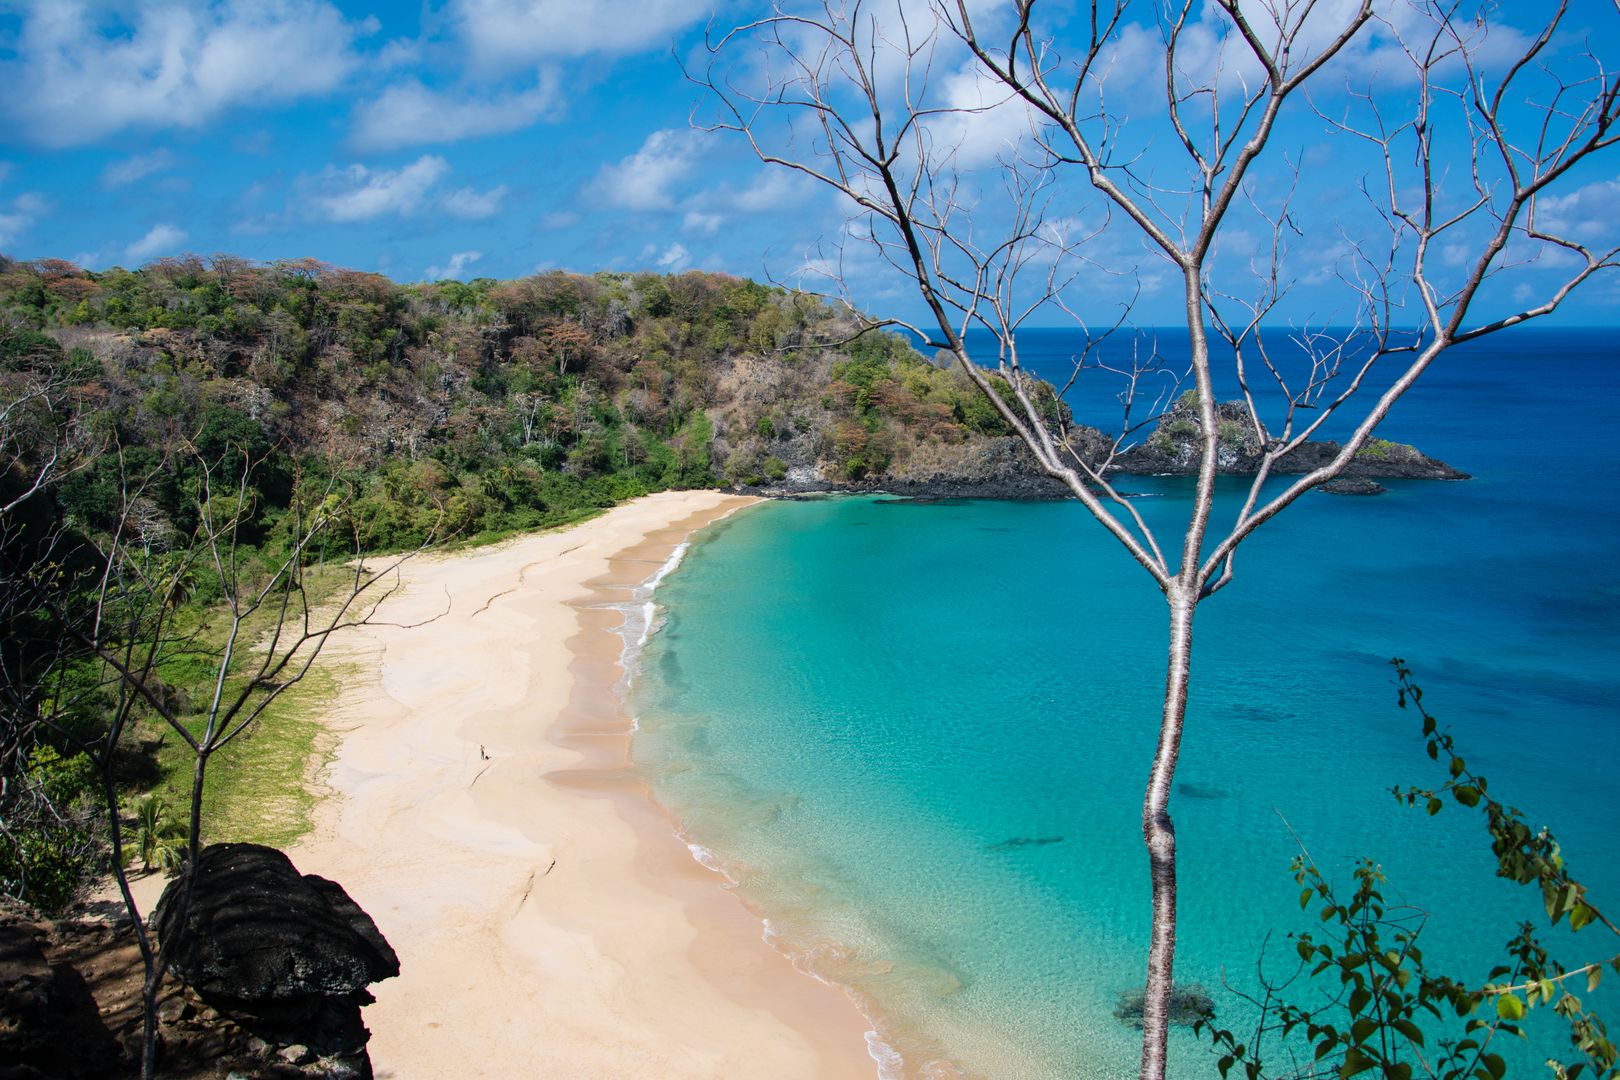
xmin=157 ymin=994 xmax=195 ymax=1024
xmin=278 ymin=1043 xmax=314 ymax=1064
xmin=153 ymin=843 xmax=397 ymax=1070
xmin=1320 ymin=476 xmax=1386 ymax=495
xmin=1114 ymin=983 xmax=1215 ymax=1028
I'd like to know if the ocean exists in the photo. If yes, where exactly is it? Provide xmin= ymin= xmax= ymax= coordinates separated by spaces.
xmin=628 ymin=327 xmax=1620 ymax=1078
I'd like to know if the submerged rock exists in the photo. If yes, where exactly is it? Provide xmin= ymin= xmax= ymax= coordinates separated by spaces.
xmin=986 ymin=835 xmax=1066 ymax=852
xmin=1113 ymin=983 xmax=1216 ymax=1029
xmin=153 ymin=843 xmax=398 ymax=1075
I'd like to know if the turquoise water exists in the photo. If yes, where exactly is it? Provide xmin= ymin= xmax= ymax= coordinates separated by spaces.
xmin=629 ymin=330 xmax=1620 ymax=1078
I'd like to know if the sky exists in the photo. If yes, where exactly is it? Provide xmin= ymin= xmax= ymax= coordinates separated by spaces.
xmin=2 ymin=0 xmax=1619 ymax=328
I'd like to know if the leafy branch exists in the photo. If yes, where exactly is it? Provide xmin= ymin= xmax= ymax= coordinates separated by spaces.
xmin=1196 ymin=662 xmax=1619 ymax=1079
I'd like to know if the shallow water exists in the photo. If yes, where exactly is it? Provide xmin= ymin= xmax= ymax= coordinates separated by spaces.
xmin=630 ymin=328 xmax=1620 ymax=1078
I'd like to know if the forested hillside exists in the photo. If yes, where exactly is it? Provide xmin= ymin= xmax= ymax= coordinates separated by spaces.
xmin=0 ymin=255 xmax=1050 ymax=547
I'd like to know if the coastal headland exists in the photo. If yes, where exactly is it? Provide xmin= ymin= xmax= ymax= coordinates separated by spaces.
xmin=286 ymin=491 xmax=876 ymax=1078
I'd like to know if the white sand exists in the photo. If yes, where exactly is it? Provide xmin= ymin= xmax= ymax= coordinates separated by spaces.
xmin=286 ymin=491 xmax=877 ymax=1079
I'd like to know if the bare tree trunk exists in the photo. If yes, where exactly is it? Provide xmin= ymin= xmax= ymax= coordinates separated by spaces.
xmin=188 ymin=751 xmax=208 ymax=864
xmin=1141 ymin=586 xmax=1195 ymax=1079
xmin=98 ymin=765 xmax=161 ymax=1080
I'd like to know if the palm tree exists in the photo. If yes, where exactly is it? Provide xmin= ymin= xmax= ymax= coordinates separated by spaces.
xmin=128 ymin=796 xmax=185 ymax=874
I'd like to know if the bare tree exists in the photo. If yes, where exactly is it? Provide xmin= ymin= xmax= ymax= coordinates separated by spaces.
xmin=698 ymin=1 xmax=1620 ymax=1075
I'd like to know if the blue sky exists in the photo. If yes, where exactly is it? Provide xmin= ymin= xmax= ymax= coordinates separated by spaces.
xmin=2 ymin=0 xmax=1618 ymax=328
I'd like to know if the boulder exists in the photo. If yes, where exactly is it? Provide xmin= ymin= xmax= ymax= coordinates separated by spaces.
xmin=153 ymin=844 xmax=397 ymax=1072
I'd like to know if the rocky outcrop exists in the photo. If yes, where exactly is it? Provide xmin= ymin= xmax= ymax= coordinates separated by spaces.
xmin=1106 ymin=396 xmax=1468 ymax=482
xmin=153 ymin=844 xmax=398 ymax=1079
xmin=739 ymin=400 xmax=1465 ymax=499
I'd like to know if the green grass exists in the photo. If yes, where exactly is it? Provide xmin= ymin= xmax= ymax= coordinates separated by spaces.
xmin=198 ymin=662 xmax=345 ymax=847
xmin=142 ymin=564 xmax=367 ymax=849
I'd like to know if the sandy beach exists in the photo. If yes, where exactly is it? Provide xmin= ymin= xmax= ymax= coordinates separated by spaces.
xmin=281 ymin=491 xmax=877 ymax=1079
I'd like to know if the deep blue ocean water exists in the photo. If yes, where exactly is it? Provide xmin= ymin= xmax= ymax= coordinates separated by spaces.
xmin=630 ymin=327 xmax=1620 ymax=1078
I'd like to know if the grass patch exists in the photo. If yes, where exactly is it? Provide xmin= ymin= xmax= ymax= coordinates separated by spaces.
xmin=141 ymin=564 xmax=369 ymax=849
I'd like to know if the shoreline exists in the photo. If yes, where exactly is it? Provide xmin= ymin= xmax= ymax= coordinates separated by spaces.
xmin=287 ymin=491 xmax=878 ymax=1078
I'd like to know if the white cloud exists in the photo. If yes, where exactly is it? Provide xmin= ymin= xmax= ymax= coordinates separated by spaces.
xmin=443 ymin=184 xmax=509 ymax=219
xmin=126 ymin=223 xmax=188 ymax=263
xmin=0 ymin=192 xmax=48 ymax=250
xmin=729 ymin=170 xmax=817 ymax=213
xmin=1536 ymin=176 xmax=1620 ymax=241
xmin=350 ymin=74 xmax=559 ymax=151
xmin=450 ymin=0 xmax=710 ymax=66
xmin=675 ymin=170 xmax=821 ymax=235
xmin=921 ymin=60 xmax=1040 ymax=169
xmin=682 ymin=211 xmax=722 ymax=235
xmin=101 ymin=149 xmax=177 ymax=189
xmin=312 ymin=155 xmax=451 ymax=222
xmin=541 ymin=210 xmax=580 ymax=230
xmin=1 ymin=1 xmax=371 ymax=147
xmin=425 ymin=251 xmax=483 ymax=280
xmin=654 ymin=242 xmax=691 ymax=271
xmin=595 ymin=129 xmax=708 ymax=211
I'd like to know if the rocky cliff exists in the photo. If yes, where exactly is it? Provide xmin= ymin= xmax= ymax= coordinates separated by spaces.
xmin=743 ymin=393 xmax=1466 ymax=499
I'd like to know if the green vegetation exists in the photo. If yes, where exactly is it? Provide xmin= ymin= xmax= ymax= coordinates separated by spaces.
xmin=0 ymin=748 xmax=100 ymax=915
xmin=1 ymin=256 xmax=1022 ymax=545
xmin=1355 ymin=438 xmax=1418 ymax=462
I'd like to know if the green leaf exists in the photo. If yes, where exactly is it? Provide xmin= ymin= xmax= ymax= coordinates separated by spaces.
xmin=1570 ymin=904 xmax=1594 ymax=932
xmin=1340 ymin=1047 xmax=1375 ymax=1077
xmin=1495 ymin=994 xmax=1525 ymax=1021
xmin=1393 ymin=1018 xmax=1425 ymax=1046
xmin=1454 ymin=785 xmax=1481 ymax=808
xmin=1588 ymin=966 xmax=1603 ymax=993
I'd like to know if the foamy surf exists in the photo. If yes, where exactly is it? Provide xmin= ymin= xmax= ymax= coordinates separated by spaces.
xmin=611 ymin=539 xmax=694 ymax=713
